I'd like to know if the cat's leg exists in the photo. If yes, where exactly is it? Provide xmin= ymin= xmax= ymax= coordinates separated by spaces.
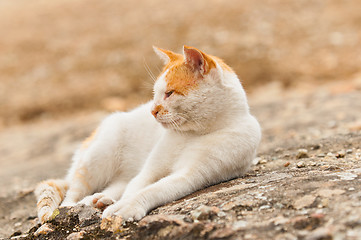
xmin=61 ymin=140 xmax=119 ymax=206
xmin=114 ymin=167 xmax=162 ymax=202
xmin=102 ymin=169 xmax=207 ymax=220
xmin=61 ymin=164 xmax=95 ymax=207
xmin=61 ymin=113 xmax=131 ymax=206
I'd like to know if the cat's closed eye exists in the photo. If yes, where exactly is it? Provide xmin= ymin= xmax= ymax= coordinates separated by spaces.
xmin=164 ymin=90 xmax=174 ymax=99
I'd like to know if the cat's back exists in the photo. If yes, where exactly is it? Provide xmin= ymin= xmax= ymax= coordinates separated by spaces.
xmin=104 ymin=100 xmax=162 ymax=137
xmin=93 ymin=101 xmax=164 ymax=161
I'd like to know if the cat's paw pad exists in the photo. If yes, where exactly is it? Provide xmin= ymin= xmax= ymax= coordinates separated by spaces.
xmin=78 ymin=193 xmax=114 ymax=210
xmin=92 ymin=195 xmax=114 ymax=211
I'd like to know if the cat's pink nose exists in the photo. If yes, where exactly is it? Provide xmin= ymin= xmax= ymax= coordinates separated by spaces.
xmin=151 ymin=109 xmax=159 ymax=118
xmin=151 ymin=105 xmax=163 ymax=118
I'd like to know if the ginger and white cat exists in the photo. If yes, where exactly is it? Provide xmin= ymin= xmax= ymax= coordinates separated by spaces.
xmin=35 ymin=45 xmax=261 ymax=223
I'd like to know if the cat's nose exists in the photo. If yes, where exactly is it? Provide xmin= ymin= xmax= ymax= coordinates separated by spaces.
xmin=151 ymin=104 xmax=164 ymax=118
xmin=151 ymin=109 xmax=159 ymax=118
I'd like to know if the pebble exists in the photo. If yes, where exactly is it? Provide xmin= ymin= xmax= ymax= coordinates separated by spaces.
xmin=67 ymin=231 xmax=85 ymax=240
xmin=259 ymin=205 xmax=271 ymax=210
xmin=217 ymin=211 xmax=227 ymax=218
xmin=336 ymin=150 xmax=346 ymax=158
xmin=284 ymin=162 xmax=290 ymax=167
xmin=274 ymin=203 xmax=285 ymax=209
xmin=296 ymin=149 xmax=309 ymax=159
xmin=190 ymin=205 xmax=220 ymax=220
xmin=100 ymin=216 xmax=124 ymax=232
xmin=320 ymin=165 xmax=331 ymax=170
xmin=317 ymin=153 xmax=326 ymax=158
xmin=14 ymin=222 xmax=22 ymax=227
xmin=318 ymin=198 xmax=329 ymax=208
xmin=260 ymin=159 xmax=268 ymax=164
xmin=346 ymin=149 xmax=353 ymax=154
xmin=294 ymin=195 xmax=316 ymax=209
xmin=310 ymin=161 xmax=317 ymax=166
xmin=297 ymin=161 xmax=306 ymax=168
xmin=275 ymin=147 xmax=284 ymax=153
xmin=272 ymin=215 xmax=289 ymax=226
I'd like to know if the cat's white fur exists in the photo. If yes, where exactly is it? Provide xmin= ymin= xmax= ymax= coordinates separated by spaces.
xmin=35 ymin=46 xmax=261 ymax=223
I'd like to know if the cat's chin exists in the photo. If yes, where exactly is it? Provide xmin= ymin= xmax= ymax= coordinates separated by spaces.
xmin=160 ymin=122 xmax=173 ymax=128
xmin=157 ymin=118 xmax=185 ymax=130
xmin=160 ymin=121 xmax=181 ymax=129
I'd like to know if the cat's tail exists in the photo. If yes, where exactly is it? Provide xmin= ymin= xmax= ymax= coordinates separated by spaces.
xmin=35 ymin=179 xmax=68 ymax=223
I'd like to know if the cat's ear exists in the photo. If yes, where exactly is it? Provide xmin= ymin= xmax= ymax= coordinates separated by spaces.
xmin=153 ymin=46 xmax=180 ymax=64
xmin=183 ymin=46 xmax=215 ymax=75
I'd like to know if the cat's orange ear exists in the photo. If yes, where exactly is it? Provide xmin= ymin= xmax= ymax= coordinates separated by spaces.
xmin=183 ymin=46 xmax=216 ymax=75
xmin=153 ymin=46 xmax=181 ymax=64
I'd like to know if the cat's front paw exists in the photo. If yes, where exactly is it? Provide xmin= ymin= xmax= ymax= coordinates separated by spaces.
xmin=102 ymin=199 xmax=146 ymax=221
xmin=78 ymin=193 xmax=115 ymax=210
xmin=93 ymin=195 xmax=114 ymax=210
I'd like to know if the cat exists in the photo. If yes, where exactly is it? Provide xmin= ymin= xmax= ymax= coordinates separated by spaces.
xmin=35 ymin=45 xmax=261 ymax=223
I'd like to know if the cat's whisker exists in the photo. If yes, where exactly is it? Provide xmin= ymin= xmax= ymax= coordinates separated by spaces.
xmin=171 ymin=118 xmax=182 ymax=133
xmin=165 ymin=114 xmax=177 ymax=130
xmin=143 ymin=58 xmax=157 ymax=82
xmin=177 ymin=113 xmax=203 ymax=131
xmin=192 ymin=119 xmax=204 ymax=131
xmin=140 ymin=80 xmax=155 ymax=92
xmin=163 ymin=113 xmax=183 ymax=134
xmin=170 ymin=119 xmax=179 ymax=132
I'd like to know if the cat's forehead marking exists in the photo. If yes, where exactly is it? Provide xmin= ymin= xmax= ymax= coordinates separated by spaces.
xmin=164 ymin=61 xmax=199 ymax=95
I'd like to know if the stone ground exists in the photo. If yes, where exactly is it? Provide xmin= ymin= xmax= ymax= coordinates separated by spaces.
xmin=1 ymin=79 xmax=360 ymax=239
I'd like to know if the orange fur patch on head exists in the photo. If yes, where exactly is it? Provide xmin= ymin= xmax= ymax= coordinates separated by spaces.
xmin=157 ymin=46 xmax=218 ymax=95
xmin=165 ymin=62 xmax=199 ymax=95
xmin=81 ymin=129 xmax=97 ymax=149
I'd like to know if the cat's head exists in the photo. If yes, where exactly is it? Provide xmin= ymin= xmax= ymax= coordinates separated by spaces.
xmin=151 ymin=45 xmax=243 ymax=132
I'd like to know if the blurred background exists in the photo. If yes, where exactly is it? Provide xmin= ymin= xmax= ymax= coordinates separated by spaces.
xmin=1 ymin=0 xmax=361 ymax=128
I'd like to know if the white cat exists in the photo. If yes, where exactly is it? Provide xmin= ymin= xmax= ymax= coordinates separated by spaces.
xmin=35 ymin=45 xmax=261 ymax=223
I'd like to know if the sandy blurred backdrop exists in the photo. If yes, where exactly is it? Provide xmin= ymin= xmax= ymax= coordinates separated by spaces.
xmin=0 ymin=0 xmax=360 ymax=128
